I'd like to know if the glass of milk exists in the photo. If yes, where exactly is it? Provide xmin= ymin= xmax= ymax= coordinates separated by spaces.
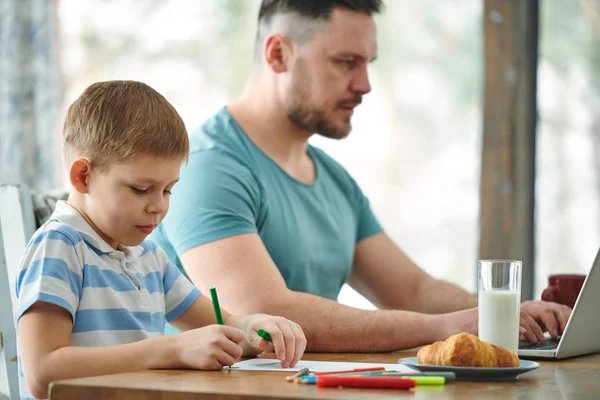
xmin=478 ymin=260 xmax=522 ymax=354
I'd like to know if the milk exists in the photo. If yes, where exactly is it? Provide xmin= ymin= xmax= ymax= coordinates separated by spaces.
xmin=478 ymin=290 xmax=520 ymax=354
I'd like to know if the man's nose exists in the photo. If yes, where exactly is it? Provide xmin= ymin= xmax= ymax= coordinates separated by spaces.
xmin=351 ymin=65 xmax=372 ymax=95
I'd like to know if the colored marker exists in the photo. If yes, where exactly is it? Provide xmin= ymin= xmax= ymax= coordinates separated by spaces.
xmin=346 ymin=371 xmax=456 ymax=381
xmin=257 ymin=329 xmax=272 ymax=342
xmin=403 ymin=376 xmax=445 ymax=385
xmin=209 ymin=286 xmax=224 ymax=325
xmin=298 ymin=376 xmax=318 ymax=384
xmin=311 ymin=367 xmax=385 ymax=376
xmin=286 ymin=367 xmax=310 ymax=382
xmin=315 ymin=375 xmax=416 ymax=389
xmin=300 ymin=374 xmax=446 ymax=385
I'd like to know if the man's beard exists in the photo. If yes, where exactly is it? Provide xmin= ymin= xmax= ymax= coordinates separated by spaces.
xmin=286 ymin=62 xmax=358 ymax=140
xmin=288 ymin=99 xmax=350 ymax=140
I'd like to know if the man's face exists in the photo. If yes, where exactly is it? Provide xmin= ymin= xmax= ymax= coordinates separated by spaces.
xmin=286 ymin=8 xmax=378 ymax=139
xmin=84 ymin=154 xmax=181 ymax=248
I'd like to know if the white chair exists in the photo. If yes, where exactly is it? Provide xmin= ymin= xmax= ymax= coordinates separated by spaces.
xmin=0 ymin=219 xmax=19 ymax=400
xmin=0 ymin=184 xmax=36 ymax=308
xmin=0 ymin=184 xmax=37 ymax=400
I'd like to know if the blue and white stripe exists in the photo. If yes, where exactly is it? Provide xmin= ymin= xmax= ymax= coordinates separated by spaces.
xmin=15 ymin=201 xmax=201 ymax=399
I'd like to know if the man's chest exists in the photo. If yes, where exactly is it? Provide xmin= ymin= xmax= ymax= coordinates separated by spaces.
xmin=257 ymin=183 xmax=358 ymax=280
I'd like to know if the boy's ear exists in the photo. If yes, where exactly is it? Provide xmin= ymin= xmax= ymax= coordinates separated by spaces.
xmin=264 ymin=34 xmax=293 ymax=74
xmin=69 ymin=158 xmax=92 ymax=194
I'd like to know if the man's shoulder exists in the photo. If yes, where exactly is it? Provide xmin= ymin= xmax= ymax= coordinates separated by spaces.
xmin=189 ymin=107 xmax=244 ymax=153
xmin=178 ymin=109 xmax=264 ymax=194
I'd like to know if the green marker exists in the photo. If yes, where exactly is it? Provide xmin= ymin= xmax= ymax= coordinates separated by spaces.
xmin=209 ymin=287 xmax=224 ymax=325
xmin=404 ymin=376 xmax=445 ymax=385
xmin=257 ymin=329 xmax=272 ymax=342
xmin=343 ymin=371 xmax=455 ymax=381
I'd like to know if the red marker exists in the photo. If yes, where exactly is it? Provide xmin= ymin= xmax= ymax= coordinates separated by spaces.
xmin=316 ymin=375 xmax=416 ymax=389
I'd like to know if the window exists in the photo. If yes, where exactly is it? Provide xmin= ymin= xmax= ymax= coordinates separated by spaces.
xmin=59 ymin=0 xmax=482 ymax=308
xmin=535 ymin=0 xmax=600 ymax=299
xmin=57 ymin=0 xmax=599 ymax=307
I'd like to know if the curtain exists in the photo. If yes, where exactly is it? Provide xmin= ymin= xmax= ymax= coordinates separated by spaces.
xmin=0 ymin=0 xmax=61 ymax=192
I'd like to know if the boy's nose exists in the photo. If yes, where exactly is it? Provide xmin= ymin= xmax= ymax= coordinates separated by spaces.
xmin=147 ymin=195 xmax=168 ymax=214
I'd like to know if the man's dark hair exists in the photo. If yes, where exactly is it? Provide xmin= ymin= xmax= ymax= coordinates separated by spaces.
xmin=258 ymin=0 xmax=383 ymax=23
xmin=254 ymin=0 xmax=383 ymax=62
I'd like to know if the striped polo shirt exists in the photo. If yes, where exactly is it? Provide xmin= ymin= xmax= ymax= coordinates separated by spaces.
xmin=15 ymin=201 xmax=201 ymax=400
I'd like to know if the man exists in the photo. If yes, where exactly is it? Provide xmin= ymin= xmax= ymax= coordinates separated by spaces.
xmin=151 ymin=0 xmax=571 ymax=351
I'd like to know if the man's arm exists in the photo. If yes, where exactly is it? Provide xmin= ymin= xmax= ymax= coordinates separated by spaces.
xmin=348 ymin=232 xmax=478 ymax=313
xmin=179 ymin=233 xmax=466 ymax=352
xmin=349 ymin=233 xmax=572 ymax=342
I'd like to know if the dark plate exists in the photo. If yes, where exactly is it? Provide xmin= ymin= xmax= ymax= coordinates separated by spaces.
xmin=398 ymin=357 xmax=541 ymax=381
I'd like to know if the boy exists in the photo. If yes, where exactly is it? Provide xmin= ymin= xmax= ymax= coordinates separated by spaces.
xmin=15 ymin=81 xmax=306 ymax=400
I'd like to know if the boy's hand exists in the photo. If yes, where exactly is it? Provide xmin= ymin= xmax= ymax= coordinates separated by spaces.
xmin=176 ymin=325 xmax=245 ymax=370
xmin=243 ymin=314 xmax=306 ymax=368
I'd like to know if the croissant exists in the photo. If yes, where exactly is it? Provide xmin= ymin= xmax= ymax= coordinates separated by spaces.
xmin=417 ymin=332 xmax=519 ymax=368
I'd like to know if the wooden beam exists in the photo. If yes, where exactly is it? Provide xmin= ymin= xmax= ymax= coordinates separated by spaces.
xmin=480 ymin=0 xmax=539 ymax=301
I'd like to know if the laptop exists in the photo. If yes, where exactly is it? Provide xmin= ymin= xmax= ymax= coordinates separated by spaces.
xmin=518 ymin=247 xmax=600 ymax=359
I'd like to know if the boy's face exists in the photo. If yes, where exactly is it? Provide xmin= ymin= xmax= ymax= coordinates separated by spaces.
xmin=82 ymin=154 xmax=181 ymax=248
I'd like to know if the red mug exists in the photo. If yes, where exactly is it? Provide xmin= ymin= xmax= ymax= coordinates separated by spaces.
xmin=541 ymin=274 xmax=586 ymax=308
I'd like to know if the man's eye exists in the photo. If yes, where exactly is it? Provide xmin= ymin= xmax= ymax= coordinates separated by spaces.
xmin=340 ymin=59 xmax=356 ymax=67
xmin=164 ymin=189 xmax=172 ymax=195
xmin=131 ymin=187 xmax=148 ymax=194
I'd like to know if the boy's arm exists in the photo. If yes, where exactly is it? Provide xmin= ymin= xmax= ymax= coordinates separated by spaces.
xmin=19 ymin=301 xmax=247 ymax=399
xmin=170 ymin=296 xmax=254 ymax=354
xmin=19 ymin=302 xmax=180 ymax=399
xmin=169 ymin=294 xmax=227 ymax=331
xmin=170 ymin=295 xmax=305 ymax=367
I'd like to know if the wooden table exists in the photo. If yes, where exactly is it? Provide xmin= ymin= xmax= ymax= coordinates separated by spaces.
xmin=49 ymin=351 xmax=600 ymax=400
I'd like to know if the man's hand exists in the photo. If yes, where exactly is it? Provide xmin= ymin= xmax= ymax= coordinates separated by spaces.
xmin=519 ymin=300 xmax=572 ymax=342
xmin=443 ymin=300 xmax=572 ymax=344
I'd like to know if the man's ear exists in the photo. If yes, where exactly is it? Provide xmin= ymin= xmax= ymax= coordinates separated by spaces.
xmin=69 ymin=158 xmax=93 ymax=194
xmin=263 ymin=34 xmax=294 ymax=74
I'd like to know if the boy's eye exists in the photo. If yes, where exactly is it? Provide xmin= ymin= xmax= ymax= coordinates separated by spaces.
xmin=131 ymin=187 xmax=148 ymax=194
xmin=164 ymin=189 xmax=172 ymax=195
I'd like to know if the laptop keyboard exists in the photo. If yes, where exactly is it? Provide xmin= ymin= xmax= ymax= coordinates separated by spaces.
xmin=519 ymin=337 xmax=561 ymax=351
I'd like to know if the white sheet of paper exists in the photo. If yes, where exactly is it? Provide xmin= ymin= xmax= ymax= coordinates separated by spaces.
xmin=229 ymin=359 xmax=417 ymax=373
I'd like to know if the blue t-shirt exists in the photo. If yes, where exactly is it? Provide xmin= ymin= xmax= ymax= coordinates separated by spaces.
xmin=151 ymin=107 xmax=382 ymax=300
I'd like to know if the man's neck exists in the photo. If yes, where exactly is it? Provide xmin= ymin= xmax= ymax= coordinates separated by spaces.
xmin=228 ymin=85 xmax=316 ymax=184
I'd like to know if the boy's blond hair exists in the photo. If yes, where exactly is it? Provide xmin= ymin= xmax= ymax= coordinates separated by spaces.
xmin=63 ymin=80 xmax=189 ymax=171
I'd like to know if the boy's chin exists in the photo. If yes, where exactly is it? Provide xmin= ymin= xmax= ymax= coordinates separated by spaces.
xmin=120 ymin=236 xmax=146 ymax=247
